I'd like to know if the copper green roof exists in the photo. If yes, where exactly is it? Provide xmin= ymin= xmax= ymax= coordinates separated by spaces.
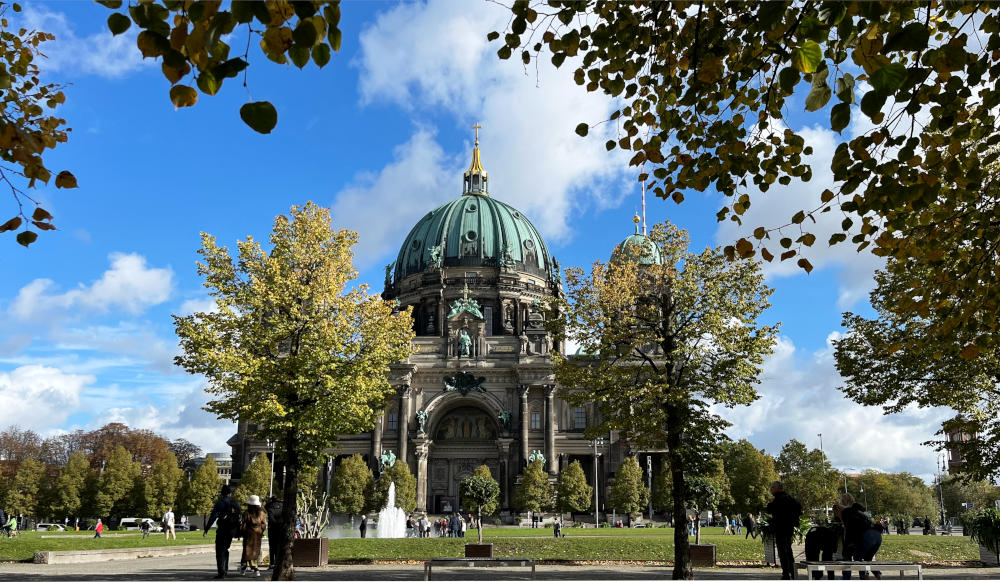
xmin=394 ymin=194 xmax=552 ymax=280
xmin=611 ymin=215 xmax=662 ymax=265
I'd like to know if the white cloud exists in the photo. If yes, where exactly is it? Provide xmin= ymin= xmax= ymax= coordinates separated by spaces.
xmin=19 ymin=4 xmax=150 ymax=79
xmin=718 ymin=332 xmax=951 ymax=479
xmin=178 ymin=297 xmax=219 ymax=317
xmin=714 ymin=124 xmax=884 ymax=310
xmin=0 ymin=365 xmax=93 ymax=433
xmin=350 ymin=0 xmax=630 ymax=266
xmin=9 ymin=252 xmax=173 ymax=320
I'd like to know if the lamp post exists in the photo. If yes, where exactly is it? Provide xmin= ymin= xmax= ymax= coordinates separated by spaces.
xmin=593 ymin=437 xmax=604 ymax=528
xmin=325 ymin=456 xmax=334 ymax=497
xmin=646 ymin=455 xmax=653 ymax=522
xmin=266 ymin=439 xmax=276 ymax=498
xmin=937 ymin=453 xmax=947 ymax=528
xmin=860 ymin=482 xmax=868 ymax=509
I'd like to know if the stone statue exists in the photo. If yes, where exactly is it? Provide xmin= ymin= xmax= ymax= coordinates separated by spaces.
xmin=459 ymin=328 xmax=472 ymax=357
xmin=384 ymin=262 xmax=394 ymax=287
xmin=500 ymin=243 xmax=515 ymax=270
xmin=427 ymin=312 xmax=436 ymax=334
xmin=528 ymin=450 xmax=545 ymax=466
xmin=429 ymin=241 xmax=445 ymax=269
xmin=416 ymin=410 xmax=428 ymax=433
xmin=498 ymin=410 xmax=512 ymax=431
xmin=520 ymin=332 xmax=531 ymax=355
xmin=448 ymin=286 xmax=484 ymax=319
xmin=503 ymin=302 xmax=513 ymax=329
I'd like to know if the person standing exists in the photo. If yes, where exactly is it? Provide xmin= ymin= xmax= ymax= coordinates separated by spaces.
xmin=359 ymin=514 xmax=368 ymax=538
xmin=418 ymin=514 xmax=429 ymax=538
xmin=744 ymin=514 xmax=757 ymax=539
xmin=264 ymin=496 xmax=284 ymax=570
xmin=839 ymin=493 xmax=883 ymax=580
xmin=723 ymin=514 xmax=732 ymax=535
xmin=163 ymin=507 xmax=176 ymax=540
xmin=406 ymin=515 xmax=415 ymax=538
xmin=240 ymin=495 xmax=268 ymax=577
xmin=766 ymin=481 xmax=802 ymax=580
xmin=553 ymin=518 xmax=562 ymax=538
xmin=93 ymin=518 xmax=102 ymax=539
xmin=204 ymin=484 xmax=241 ymax=580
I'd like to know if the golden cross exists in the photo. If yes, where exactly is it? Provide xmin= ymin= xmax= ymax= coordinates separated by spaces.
xmin=472 ymin=122 xmax=482 ymax=143
xmin=463 ymin=282 xmax=470 ymax=300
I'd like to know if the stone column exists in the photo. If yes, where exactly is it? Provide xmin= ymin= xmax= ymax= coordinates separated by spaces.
xmin=371 ymin=415 xmax=384 ymax=471
xmin=545 ymin=385 xmax=557 ymax=475
xmin=415 ymin=443 xmax=430 ymax=512
xmin=520 ymin=385 xmax=531 ymax=465
xmin=399 ymin=386 xmax=411 ymax=464
xmin=497 ymin=439 xmax=512 ymax=508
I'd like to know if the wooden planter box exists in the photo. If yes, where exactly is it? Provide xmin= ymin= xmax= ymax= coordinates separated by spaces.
xmin=465 ymin=543 xmax=494 ymax=558
xmin=292 ymin=537 xmax=328 ymax=567
xmin=980 ymin=543 xmax=999 ymax=566
xmin=762 ymin=535 xmax=776 ymax=566
xmin=689 ymin=543 xmax=716 ymax=567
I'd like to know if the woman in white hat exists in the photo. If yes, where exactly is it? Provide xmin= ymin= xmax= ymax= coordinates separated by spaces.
xmin=240 ymin=495 xmax=268 ymax=576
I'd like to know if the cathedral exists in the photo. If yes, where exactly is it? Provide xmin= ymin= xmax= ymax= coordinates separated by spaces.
xmin=229 ymin=129 xmax=660 ymax=515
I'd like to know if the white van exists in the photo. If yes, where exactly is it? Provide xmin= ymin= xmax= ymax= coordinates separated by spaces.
xmin=118 ymin=517 xmax=162 ymax=532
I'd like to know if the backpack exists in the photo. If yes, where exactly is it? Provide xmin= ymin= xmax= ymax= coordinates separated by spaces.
xmin=217 ymin=499 xmax=241 ymax=537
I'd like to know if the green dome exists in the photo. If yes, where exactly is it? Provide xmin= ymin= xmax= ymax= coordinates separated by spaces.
xmin=394 ymin=194 xmax=553 ymax=280
xmin=611 ymin=217 xmax=662 ymax=265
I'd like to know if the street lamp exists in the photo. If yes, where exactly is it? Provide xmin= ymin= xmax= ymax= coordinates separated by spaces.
xmin=646 ymin=455 xmax=653 ymax=522
xmin=325 ymin=456 xmax=334 ymax=497
xmin=593 ymin=437 xmax=604 ymax=528
xmin=937 ymin=453 xmax=947 ymax=528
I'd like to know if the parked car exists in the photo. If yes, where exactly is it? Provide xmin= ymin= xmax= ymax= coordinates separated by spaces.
xmin=119 ymin=517 xmax=163 ymax=532
xmin=35 ymin=523 xmax=66 ymax=532
xmin=174 ymin=524 xmax=198 ymax=532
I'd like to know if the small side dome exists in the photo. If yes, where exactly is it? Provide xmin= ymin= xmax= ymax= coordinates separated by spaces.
xmin=611 ymin=214 xmax=662 ymax=265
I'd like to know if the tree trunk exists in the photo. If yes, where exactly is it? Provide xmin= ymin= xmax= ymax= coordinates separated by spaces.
xmin=477 ymin=508 xmax=483 ymax=544
xmin=273 ymin=432 xmax=299 ymax=581
xmin=666 ymin=405 xmax=692 ymax=580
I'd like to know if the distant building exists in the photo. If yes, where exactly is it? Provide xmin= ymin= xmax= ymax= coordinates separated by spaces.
xmin=944 ymin=429 xmax=972 ymax=475
xmin=184 ymin=452 xmax=232 ymax=484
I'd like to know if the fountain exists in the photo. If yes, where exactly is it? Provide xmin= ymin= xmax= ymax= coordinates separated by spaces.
xmin=375 ymin=482 xmax=407 ymax=538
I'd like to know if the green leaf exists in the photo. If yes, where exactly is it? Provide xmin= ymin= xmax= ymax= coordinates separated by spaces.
xmin=835 ymin=73 xmax=855 ymax=104
xmin=817 ymin=2 xmax=846 ymax=25
xmin=327 ymin=27 xmax=342 ymax=52
xmin=883 ymin=22 xmax=930 ymax=53
xmin=830 ymin=102 xmax=850 ymax=133
xmin=16 ymin=230 xmax=37 ymax=247
xmin=312 ymin=44 xmax=331 ymax=68
xmin=231 ymin=0 xmax=255 ymax=23
xmin=575 ymin=123 xmax=589 ymax=137
xmin=169 ymin=85 xmax=198 ymax=109
xmin=292 ymin=18 xmax=319 ymax=47
xmin=805 ymin=68 xmax=831 ymax=112
xmin=778 ymin=67 xmax=799 ymax=94
xmin=107 ymin=12 xmax=131 ymax=35
xmin=870 ymin=62 xmax=907 ymax=94
xmin=0 ymin=216 xmax=21 ymax=232
xmin=860 ymin=90 xmax=887 ymax=119
xmin=0 ymin=73 xmax=10 ymax=90
xmin=289 ymin=45 xmax=310 ymax=69
xmin=240 ymin=101 xmax=278 ymax=134
xmin=791 ymin=40 xmax=823 ymax=74
xmin=197 ymin=71 xmax=221 ymax=96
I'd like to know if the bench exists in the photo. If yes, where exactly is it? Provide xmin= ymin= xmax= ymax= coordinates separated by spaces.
xmin=424 ymin=557 xmax=535 ymax=580
xmin=796 ymin=561 xmax=923 ymax=579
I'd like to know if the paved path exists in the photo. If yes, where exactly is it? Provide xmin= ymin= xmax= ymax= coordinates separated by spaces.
xmin=0 ymin=554 xmax=997 ymax=580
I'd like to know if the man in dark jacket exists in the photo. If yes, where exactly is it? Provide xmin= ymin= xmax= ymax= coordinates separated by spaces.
xmin=839 ymin=494 xmax=882 ymax=580
xmin=264 ymin=496 xmax=284 ymax=570
xmin=204 ymin=484 xmax=241 ymax=580
xmin=766 ymin=481 xmax=803 ymax=580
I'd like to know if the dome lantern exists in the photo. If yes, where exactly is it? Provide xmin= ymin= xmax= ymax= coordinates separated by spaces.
xmin=463 ymin=122 xmax=489 ymax=195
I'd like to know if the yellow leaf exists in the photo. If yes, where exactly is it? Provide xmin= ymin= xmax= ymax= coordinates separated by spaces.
xmin=169 ymin=85 xmax=198 ymax=109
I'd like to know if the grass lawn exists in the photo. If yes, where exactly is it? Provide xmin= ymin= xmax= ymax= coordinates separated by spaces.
xmin=0 ymin=531 xmax=213 ymax=562
xmin=326 ymin=528 xmax=980 ymax=563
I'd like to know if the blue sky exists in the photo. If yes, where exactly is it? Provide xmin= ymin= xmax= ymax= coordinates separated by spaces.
xmin=0 ymin=1 xmax=949 ymax=479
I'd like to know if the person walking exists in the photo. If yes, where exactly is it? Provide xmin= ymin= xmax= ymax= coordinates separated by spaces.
xmin=723 ymin=514 xmax=732 ymax=535
xmin=838 ymin=493 xmax=883 ymax=580
xmin=766 ymin=481 xmax=803 ymax=580
xmin=264 ymin=496 xmax=284 ymax=570
xmin=162 ymin=507 xmax=176 ymax=540
xmin=744 ymin=514 xmax=757 ymax=539
xmin=359 ymin=514 xmax=368 ymax=538
xmin=239 ymin=495 xmax=268 ymax=577
xmin=204 ymin=484 xmax=241 ymax=580
xmin=553 ymin=518 xmax=562 ymax=538
xmin=93 ymin=518 xmax=102 ymax=539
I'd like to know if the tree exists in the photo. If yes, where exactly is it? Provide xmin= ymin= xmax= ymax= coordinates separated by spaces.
xmin=182 ymin=455 xmax=219 ymax=524
xmin=374 ymin=461 xmax=416 ymax=514
xmin=95 ymin=446 xmax=141 ymax=518
xmin=551 ymin=221 xmax=776 ymax=579
xmin=941 ymin=475 xmax=1000 ymax=520
xmin=328 ymin=454 xmax=375 ymax=517
xmin=233 ymin=453 xmax=272 ymax=505
xmin=775 ymin=439 xmax=839 ymax=515
xmin=460 ymin=465 xmax=500 ymax=544
xmin=513 ymin=459 xmax=553 ymax=513
xmin=167 ymin=439 xmax=202 ymax=467
xmin=0 ymin=425 xmax=42 ymax=476
xmin=7 ymin=458 xmax=46 ymax=518
xmin=173 ymin=202 xmax=413 ymax=580
xmin=835 ymin=258 xmax=1000 ymax=482
xmin=494 ymin=2 xmax=1000 ymax=351
xmin=146 ymin=452 xmax=184 ymax=518
xmin=721 ymin=439 xmax=780 ymax=516
xmin=685 ymin=476 xmax=719 ymax=545
xmin=555 ymin=460 xmax=593 ymax=520
xmin=608 ymin=456 xmax=649 ymax=525
xmin=52 ymin=451 xmax=94 ymax=520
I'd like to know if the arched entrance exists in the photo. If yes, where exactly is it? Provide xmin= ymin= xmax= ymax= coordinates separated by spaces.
xmin=426 ymin=404 xmax=501 ymax=513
